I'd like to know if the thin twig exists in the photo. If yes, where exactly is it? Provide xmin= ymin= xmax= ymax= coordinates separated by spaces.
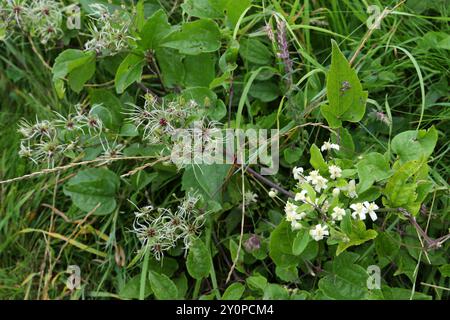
xmin=246 ymin=166 xmax=294 ymax=198
xmin=399 ymin=208 xmax=450 ymax=250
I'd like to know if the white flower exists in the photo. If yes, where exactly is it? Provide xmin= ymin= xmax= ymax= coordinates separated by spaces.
xmin=306 ymin=170 xmax=320 ymax=183
xmin=268 ymin=188 xmax=278 ymax=198
xmin=364 ymin=201 xmax=379 ymax=221
xmin=313 ymin=176 xmax=328 ymax=193
xmin=328 ymin=165 xmax=342 ymax=179
xmin=295 ymin=190 xmax=308 ymax=202
xmin=321 ymin=141 xmax=340 ymax=152
xmin=309 ymin=224 xmax=329 ymax=241
xmin=306 ymin=170 xmax=328 ymax=193
xmin=331 ymin=207 xmax=346 ymax=221
xmin=292 ymin=166 xmax=304 ymax=181
xmin=284 ymin=202 xmax=298 ymax=220
xmin=285 ymin=202 xmax=306 ymax=223
xmin=350 ymin=203 xmax=367 ymax=220
xmin=332 ymin=187 xmax=340 ymax=198
xmin=346 ymin=179 xmax=358 ymax=198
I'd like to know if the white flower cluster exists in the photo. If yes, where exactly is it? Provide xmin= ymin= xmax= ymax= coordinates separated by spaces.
xmin=126 ymin=94 xmax=224 ymax=169
xmin=84 ymin=3 xmax=135 ymax=56
xmin=283 ymin=139 xmax=382 ymax=242
xmin=131 ymin=192 xmax=206 ymax=260
xmin=17 ymin=104 xmax=115 ymax=167
xmin=0 ymin=0 xmax=63 ymax=44
xmin=126 ymin=94 xmax=199 ymax=144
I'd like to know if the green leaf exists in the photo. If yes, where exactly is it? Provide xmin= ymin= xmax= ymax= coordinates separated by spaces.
xmin=439 ymin=264 xmax=450 ymax=277
xmin=320 ymin=104 xmax=342 ymax=128
xmin=222 ymin=282 xmax=245 ymax=300
xmin=275 ymin=265 xmax=298 ymax=282
xmin=318 ymin=252 xmax=369 ymax=300
xmin=249 ymin=81 xmax=280 ymax=102
xmin=309 ymin=144 xmax=328 ymax=173
xmin=173 ymin=273 xmax=189 ymax=299
xmin=89 ymin=89 xmax=124 ymax=130
xmin=63 ymin=168 xmax=120 ymax=215
xmin=181 ymin=87 xmax=217 ymax=106
xmin=134 ymin=0 xmax=145 ymax=32
xmin=115 ymin=52 xmax=145 ymax=94
xmin=337 ymin=220 xmax=377 ymax=255
xmin=239 ymin=38 xmax=272 ymax=65
xmin=356 ymin=152 xmax=392 ymax=193
xmin=120 ymin=123 xmax=139 ymax=137
xmin=393 ymin=251 xmax=417 ymax=283
xmin=52 ymin=49 xmax=95 ymax=80
xmin=182 ymin=164 xmax=230 ymax=202
xmin=224 ymin=0 xmax=251 ymax=28
xmin=161 ymin=19 xmax=221 ymax=55
xmin=181 ymin=0 xmax=224 ymax=19
xmin=375 ymin=231 xmax=400 ymax=259
xmin=246 ymin=274 xmax=267 ymax=293
xmin=263 ymin=284 xmax=290 ymax=300
xmin=148 ymin=270 xmax=178 ymax=300
xmin=292 ymin=229 xmax=310 ymax=256
xmin=155 ymin=48 xmax=185 ymax=88
xmin=391 ymin=126 xmax=438 ymax=163
xmin=138 ymin=9 xmax=172 ymax=50
xmin=283 ymin=146 xmax=302 ymax=164
xmin=119 ymin=275 xmax=152 ymax=299
xmin=186 ymin=238 xmax=211 ymax=280
xmin=52 ymin=49 xmax=96 ymax=93
xmin=67 ymin=56 xmax=96 ymax=93
xmin=326 ymin=40 xmax=367 ymax=122
xmin=183 ymin=53 xmax=216 ymax=87
xmin=269 ymin=221 xmax=298 ymax=267
xmin=383 ymin=160 xmax=423 ymax=211
xmin=149 ymin=257 xmax=179 ymax=277
xmin=207 ymin=99 xmax=227 ymax=121
xmin=341 ymin=91 xmax=368 ymax=122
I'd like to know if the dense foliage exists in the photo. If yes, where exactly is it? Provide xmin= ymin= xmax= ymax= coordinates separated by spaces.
xmin=0 ymin=0 xmax=449 ymax=300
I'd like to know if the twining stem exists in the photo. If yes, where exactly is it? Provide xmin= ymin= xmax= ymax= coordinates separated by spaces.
xmin=399 ymin=208 xmax=450 ymax=250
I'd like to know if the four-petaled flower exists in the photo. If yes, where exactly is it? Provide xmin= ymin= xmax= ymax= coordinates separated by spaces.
xmin=310 ymin=224 xmax=329 ymax=241
xmin=364 ymin=201 xmax=379 ymax=221
xmin=350 ymin=202 xmax=367 ymax=220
